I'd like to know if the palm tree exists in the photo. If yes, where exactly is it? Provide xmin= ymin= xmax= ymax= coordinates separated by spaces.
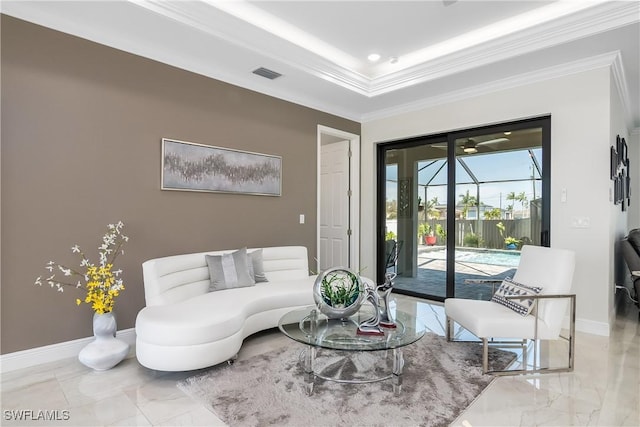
xmin=458 ymin=190 xmax=477 ymax=219
xmin=425 ymin=196 xmax=440 ymax=219
xmin=506 ymin=191 xmax=529 ymax=218
xmin=506 ymin=204 xmax=514 ymax=218
xmin=483 ymin=208 xmax=501 ymax=220
xmin=517 ymin=191 xmax=529 ymax=214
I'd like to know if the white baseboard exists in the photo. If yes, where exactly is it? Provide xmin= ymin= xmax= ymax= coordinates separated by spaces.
xmin=566 ymin=316 xmax=610 ymax=337
xmin=0 ymin=316 xmax=613 ymax=373
xmin=0 ymin=328 xmax=136 ymax=373
xmin=576 ymin=318 xmax=610 ymax=336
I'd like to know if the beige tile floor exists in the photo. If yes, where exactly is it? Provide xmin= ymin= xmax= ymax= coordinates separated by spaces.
xmin=1 ymin=294 xmax=638 ymax=426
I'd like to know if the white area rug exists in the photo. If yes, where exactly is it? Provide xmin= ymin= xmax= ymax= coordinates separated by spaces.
xmin=177 ymin=333 xmax=515 ymax=427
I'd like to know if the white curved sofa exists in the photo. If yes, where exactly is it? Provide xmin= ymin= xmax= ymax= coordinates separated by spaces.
xmin=135 ymin=246 xmax=316 ymax=371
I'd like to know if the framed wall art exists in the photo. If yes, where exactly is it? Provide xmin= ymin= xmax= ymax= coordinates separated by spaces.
xmin=161 ymin=138 xmax=282 ymax=196
xmin=398 ymin=178 xmax=412 ymax=219
xmin=611 ymin=134 xmax=631 ymax=211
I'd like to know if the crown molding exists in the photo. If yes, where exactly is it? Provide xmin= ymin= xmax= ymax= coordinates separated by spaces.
xmin=367 ymin=2 xmax=640 ymax=96
xmin=610 ymin=51 xmax=634 ymax=131
xmin=2 ymin=0 xmax=636 ymax=125
xmin=362 ymin=51 xmax=623 ymax=123
xmin=132 ymin=1 xmax=639 ymax=97
xmin=133 ymin=0 xmax=373 ymax=95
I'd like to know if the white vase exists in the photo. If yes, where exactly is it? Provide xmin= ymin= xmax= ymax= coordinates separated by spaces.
xmin=78 ymin=312 xmax=130 ymax=371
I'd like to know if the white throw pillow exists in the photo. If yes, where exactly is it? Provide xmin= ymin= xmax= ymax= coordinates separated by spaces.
xmin=491 ymin=277 xmax=542 ymax=316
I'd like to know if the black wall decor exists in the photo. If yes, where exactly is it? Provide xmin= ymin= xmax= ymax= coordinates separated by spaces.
xmin=612 ymin=134 xmax=630 ymax=211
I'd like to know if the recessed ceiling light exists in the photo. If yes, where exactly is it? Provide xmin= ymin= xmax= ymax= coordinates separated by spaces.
xmin=504 ymin=131 xmax=512 ymax=135
xmin=367 ymin=53 xmax=381 ymax=62
xmin=390 ymin=56 xmax=399 ymax=64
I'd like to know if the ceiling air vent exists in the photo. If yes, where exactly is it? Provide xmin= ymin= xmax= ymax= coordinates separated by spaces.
xmin=252 ymin=67 xmax=282 ymax=80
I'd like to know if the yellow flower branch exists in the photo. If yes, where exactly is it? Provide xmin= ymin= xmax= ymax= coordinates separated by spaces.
xmin=35 ymin=222 xmax=128 ymax=314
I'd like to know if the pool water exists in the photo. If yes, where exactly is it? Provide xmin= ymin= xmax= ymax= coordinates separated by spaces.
xmin=423 ymin=249 xmax=521 ymax=268
xmin=457 ymin=250 xmax=520 ymax=267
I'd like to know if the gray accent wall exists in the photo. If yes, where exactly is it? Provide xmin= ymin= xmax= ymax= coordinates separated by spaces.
xmin=1 ymin=15 xmax=360 ymax=354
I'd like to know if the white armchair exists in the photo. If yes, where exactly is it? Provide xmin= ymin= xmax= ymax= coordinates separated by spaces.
xmin=444 ymin=245 xmax=576 ymax=375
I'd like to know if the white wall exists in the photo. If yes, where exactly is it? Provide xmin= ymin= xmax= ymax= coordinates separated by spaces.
xmin=361 ymin=67 xmax=616 ymax=335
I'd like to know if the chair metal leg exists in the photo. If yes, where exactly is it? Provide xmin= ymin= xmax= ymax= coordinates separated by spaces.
xmin=446 ymin=316 xmax=452 ymax=341
xmin=482 ymin=338 xmax=489 ymax=374
xmin=568 ymin=294 xmax=576 ymax=371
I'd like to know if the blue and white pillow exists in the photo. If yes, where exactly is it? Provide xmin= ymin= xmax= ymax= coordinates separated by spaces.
xmin=491 ymin=277 xmax=542 ymax=316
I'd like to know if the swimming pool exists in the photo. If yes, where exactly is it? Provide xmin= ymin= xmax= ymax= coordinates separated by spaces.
xmin=422 ymin=249 xmax=521 ymax=268
xmin=457 ymin=250 xmax=520 ymax=267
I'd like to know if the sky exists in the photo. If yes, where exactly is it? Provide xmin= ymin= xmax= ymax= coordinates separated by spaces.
xmin=386 ymin=148 xmax=542 ymax=210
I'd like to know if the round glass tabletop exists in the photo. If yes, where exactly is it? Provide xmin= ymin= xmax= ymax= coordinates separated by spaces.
xmin=278 ymin=305 xmax=426 ymax=352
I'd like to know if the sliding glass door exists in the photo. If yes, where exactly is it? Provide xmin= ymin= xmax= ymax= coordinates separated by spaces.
xmin=381 ymin=136 xmax=449 ymax=299
xmin=377 ymin=117 xmax=550 ymax=302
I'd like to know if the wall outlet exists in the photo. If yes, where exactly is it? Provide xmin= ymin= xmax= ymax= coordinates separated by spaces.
xmin=570 ymin=216 xmax=590 ymax=228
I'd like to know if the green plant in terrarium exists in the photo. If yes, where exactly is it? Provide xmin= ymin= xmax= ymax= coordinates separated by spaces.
xmin=320 ymin=269 xmax=360 ymax=308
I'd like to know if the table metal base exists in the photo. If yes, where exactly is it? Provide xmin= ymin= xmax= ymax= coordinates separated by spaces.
xmin=301 ymin=345 xmax=405 ymax=395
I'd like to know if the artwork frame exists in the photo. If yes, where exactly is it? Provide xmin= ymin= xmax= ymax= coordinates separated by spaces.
xmin=611 ymin=135 xmax=632 ymax=210
xmin=161 ymin=138 xmax=282 ymax=196
xmin=621 ymin=177 xmax=624 ymax=207
xmin=610 ymin=146 xmax=618 ymax=179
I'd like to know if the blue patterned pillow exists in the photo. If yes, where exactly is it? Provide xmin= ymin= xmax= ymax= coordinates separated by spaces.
xmin=491 ymin=277 xmax=542 ymax=316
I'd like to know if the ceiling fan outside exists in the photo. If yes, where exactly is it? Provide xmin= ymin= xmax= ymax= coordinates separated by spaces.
xmin=461 ymin=137 xmax=509 ymax=153
xmin=431 ymin=137 xmax=510 ymax=154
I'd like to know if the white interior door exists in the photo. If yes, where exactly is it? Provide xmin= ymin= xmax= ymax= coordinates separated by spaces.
xmin=320 ymin=140 xmax=350 ymax=270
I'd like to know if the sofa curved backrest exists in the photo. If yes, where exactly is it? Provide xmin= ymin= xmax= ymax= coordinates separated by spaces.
xmin=142 ymin=246 xmax=309 ymax=306
xmin=512 ymin=245 xmax=575 ymax=338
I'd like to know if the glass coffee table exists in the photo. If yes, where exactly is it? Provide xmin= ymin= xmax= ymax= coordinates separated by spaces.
xmin=278 ymin=305 xmax=426 ymax=395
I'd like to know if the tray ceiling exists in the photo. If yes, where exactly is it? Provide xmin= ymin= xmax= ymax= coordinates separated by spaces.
xmin=2 ymin=1 xmax=638 ymax=126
